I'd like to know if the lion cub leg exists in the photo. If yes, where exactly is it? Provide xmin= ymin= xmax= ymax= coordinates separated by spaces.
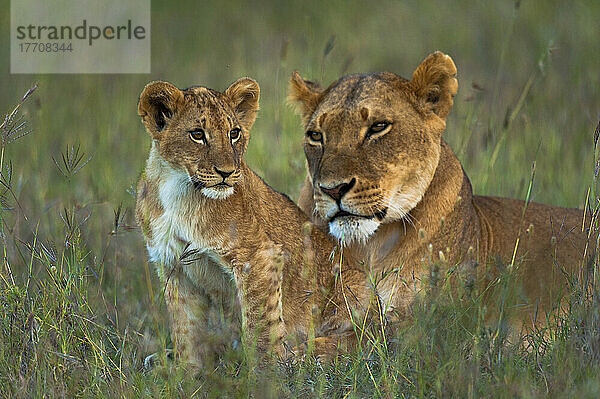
xmin=234 ymin=247 xmax=287 ymax=361
xmin=164 ymin=270 xmax=214 ymax=369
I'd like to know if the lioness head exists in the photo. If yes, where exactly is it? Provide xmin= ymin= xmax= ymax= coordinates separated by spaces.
xmin=289 ymin=51 xmax=458 ymax=244
xmin=138 ymin=77 xmax=260 ymax=199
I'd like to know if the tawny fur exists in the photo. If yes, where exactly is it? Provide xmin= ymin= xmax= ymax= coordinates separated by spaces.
xmin=290 ymin=51 xmax=596 ymax=328
xmin=136 ymin=78 xmax=372 ymax=367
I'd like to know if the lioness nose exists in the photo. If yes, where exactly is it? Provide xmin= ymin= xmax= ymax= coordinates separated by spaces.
xmin=320 ymin=178 xmax=356 ymax=202
xmin=214 ymin=166 xmax=234 ymax=179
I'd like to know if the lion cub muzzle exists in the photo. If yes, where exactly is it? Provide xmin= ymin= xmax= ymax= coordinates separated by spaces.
xmin=190 ymin=166 xmax=241 ymax=200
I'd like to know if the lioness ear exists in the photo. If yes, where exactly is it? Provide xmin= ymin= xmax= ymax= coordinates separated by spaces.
xmin=288 ymin=71 xmax=324 ymax=126
xmin=410 ymin=51 xmax=458 ymax=119
xmin=138 ymin=81 xmax=183 ymax=139
xmin=225 ymin=77 xmax=260 ymax=131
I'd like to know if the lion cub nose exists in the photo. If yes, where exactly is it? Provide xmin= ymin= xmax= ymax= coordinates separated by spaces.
xmin=320 ymin=178 xmax=356 ymax=202
xmin=214 ymin=166 xmax=234 ymax=179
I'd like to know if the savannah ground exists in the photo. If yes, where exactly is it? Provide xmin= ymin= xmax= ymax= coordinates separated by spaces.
xmin=1 ymin=0 xmax=600 ymax=397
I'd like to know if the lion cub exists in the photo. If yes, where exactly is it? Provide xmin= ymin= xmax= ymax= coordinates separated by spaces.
xmin=136 ymin=78 xmax=369 ymax=366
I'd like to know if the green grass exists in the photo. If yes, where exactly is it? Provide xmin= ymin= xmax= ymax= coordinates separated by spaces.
xmin=1 ymin=0 xmax=600 ymax=396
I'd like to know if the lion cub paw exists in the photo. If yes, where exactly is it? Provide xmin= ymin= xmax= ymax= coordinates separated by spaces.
xmin=143 ymin=348 xmax=174 ymax=371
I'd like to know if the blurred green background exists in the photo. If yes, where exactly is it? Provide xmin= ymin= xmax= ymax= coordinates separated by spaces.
xmin=1 ymin=0 xmax=599 ymax=394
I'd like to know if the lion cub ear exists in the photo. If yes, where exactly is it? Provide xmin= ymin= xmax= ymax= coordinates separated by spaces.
xmin=288 ymin=71 xmax=324 ymax=126
xmin=138 ymin=81 xmax=183 ymax=139
xmin=225 ymin=77 xmax=260 ymax=131
xmin=410 ymin=51 xmax=458 ymax=120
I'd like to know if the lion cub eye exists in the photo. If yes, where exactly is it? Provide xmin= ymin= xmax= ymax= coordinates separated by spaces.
xmin=229 ymin=128 xmax=242 ymax=143
xmin=306 ymin=130 xmax=323 ymax=143
xmin=189 ymin=129 xmax=206 ymax=144
xmin=365 ymin=122 xmax=391 ymax=139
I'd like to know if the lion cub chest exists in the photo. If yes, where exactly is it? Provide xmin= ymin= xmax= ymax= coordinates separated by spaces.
xmin=146 ymin=166 xmax=230 ymax=286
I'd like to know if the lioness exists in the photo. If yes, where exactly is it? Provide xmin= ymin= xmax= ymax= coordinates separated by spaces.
xmin=289 ymin=51 xmax=595 ymax=326
xmin=136 ymin=78 xmax=370 ymax=366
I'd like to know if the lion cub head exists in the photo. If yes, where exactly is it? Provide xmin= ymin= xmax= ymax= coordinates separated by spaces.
xmin=289 ymin=51 xmax=458 ymax=244
xmin=138 ymin=78 xmax=260 ymax=199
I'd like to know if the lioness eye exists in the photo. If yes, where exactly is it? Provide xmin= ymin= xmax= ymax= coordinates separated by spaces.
xmin=189 ymin=129 xmax=206 ymax=144
xmin=307 ymin=131 xmax=323 ymax=143
xmin=230 ymin=128 xmax=241 ymax=143
xmin=367 ymin=122 xmax=390 ymax=135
